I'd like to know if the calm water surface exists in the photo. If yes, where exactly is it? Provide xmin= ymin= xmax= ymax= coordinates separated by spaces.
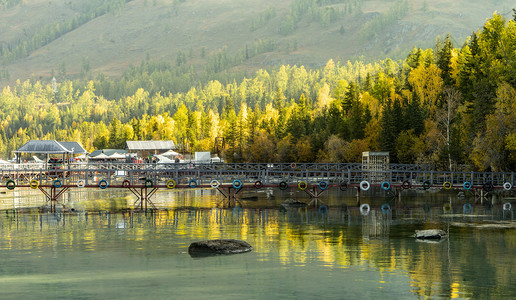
xmin=0 ymin=188 xmax=514 ymax=299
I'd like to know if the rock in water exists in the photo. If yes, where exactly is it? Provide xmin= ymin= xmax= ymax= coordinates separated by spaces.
xmin=414 ymin=229 xmax=447 ymax=239
xmin=188 ymin=239 xmax=253 ymax=257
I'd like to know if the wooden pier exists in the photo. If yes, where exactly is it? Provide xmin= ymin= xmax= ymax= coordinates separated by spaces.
xmin=0 ymin=162 xmax=514 ymax=211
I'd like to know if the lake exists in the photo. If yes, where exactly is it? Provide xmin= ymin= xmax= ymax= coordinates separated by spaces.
xmin=0 ymin=187 xmax=514 ymax=299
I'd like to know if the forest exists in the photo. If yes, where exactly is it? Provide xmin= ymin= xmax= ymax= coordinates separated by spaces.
xmin=0 ymin=13 xmax=514 ymax=171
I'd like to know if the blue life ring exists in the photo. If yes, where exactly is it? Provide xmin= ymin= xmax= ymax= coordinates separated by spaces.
xmin=463 ymin=181 xmax=472 ymax=190
xmin=463 ymin=203 xmax=472 ymax=214
xmin=53 ymin=179 xmax=62 ymax=188
xmin=381 ymin=181 xmax=391 ymax=190
xmin=188 ymin=179 xmax=198 ymax=188
xmin=318 ymin=204 xmax=328 ymax=214
xmin=319 ymin=181 xmax=328 ymax=190
xmin=381 ymin=203 xmax=391 ymax=214
xmin=232 ymin=179 xmax=242 ymax=189
xmin=99 ymin=179 xmax=108 ymax=189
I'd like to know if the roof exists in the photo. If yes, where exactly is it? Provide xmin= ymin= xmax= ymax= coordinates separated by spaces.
xmin=126 ymin=140 xmax=176 ymax=151
xmin=90 ymin=149 xmax=127 ymax=157
xmin=59 ymin=142 xmax=88 ymax=154
xmin=14 ymin=140 xmax=71 ymax=154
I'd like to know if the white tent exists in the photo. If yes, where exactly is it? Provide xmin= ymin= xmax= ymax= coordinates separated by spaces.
xmin=161 ymin=150 xmax=180 ymax=157
xmin=108 ymin=153 xmax=127 ymax=159
xmin=89 ymin=153 xmax=110 ymax=159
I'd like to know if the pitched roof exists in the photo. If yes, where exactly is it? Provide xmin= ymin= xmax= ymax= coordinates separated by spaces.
xmin=59 ymin=142 xmax=88 ymax=154
xmin=14 ymin=140 xmax=71 ymax=154
xmin=14 ymin=140 xmax=88 ymax=154
xmin=126 ymin=140 xmax=176 ymax=151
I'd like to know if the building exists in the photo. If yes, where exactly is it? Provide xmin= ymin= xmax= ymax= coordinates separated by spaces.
xmin=362 ymin=152 xmax=390 ymax=183
xmin=125 ymin=140 xmax=177 ymax=160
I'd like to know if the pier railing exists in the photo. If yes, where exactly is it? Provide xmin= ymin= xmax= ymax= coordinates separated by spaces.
xmin=0 ymin=162 xmax=513 ymax=190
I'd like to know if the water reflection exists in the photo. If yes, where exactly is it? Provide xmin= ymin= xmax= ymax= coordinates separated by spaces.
xmin=0 ymin=188 xmax=515 ymax=299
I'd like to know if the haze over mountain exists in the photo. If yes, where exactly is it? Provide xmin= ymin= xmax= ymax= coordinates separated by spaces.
xmin=0 ymin=0 xmax=514 ymax=86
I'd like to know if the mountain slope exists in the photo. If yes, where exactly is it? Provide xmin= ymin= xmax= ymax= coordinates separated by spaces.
xmin=0 ymin=0 xmax=514 ymax=85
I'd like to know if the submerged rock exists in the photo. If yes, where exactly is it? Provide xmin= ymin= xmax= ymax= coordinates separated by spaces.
xmin=414 ymin=229 xmax=447 ymax=239
xmin=188 ymin=239 xmax=253 ymax=257
xmin=279 ymin=199 xmax=308 ymax=211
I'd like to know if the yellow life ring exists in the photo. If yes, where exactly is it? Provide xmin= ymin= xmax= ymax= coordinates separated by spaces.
xmin=298 ymin=181 xmax=308 ymax=190
xmin=443 ymin=181 xmax=452 ymax=190
xmin=30 ymin=179 xmax=39 ymax=189
xmin=443 ymin=203 xmax=452 ymax=213
xmin=166 ymin=179 xmax=176 ymax=189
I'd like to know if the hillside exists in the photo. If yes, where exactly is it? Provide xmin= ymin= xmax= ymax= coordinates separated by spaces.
xmin=0 ymin=0 xmax=514 ymax=86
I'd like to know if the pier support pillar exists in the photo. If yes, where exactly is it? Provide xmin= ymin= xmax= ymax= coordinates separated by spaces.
xmin=39 ymin=186 xmax=70 ymax=213
xmin=216 ymin=186 xmax=244 ymax=208
xmin=128 ymin=187 xmax=158 ymax=210
xmin=305 ymin=186 xmax=327 ymax=207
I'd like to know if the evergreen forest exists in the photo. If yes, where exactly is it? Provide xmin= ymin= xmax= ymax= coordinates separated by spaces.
xmin=0 ymin=13 xmax=515 ymax=171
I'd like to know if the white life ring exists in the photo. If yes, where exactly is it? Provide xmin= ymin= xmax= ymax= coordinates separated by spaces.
xmin=503 ymin=202 xmax=512 ymax=211
xmin=503 ymin=182 xmax=512 ymax=191
xmin=360 ymin=203 xmax=370 ymax=216
xmin=210 ymin=180 xmax=220 ymax=188
xmin=76 ymin=180 xmax=85 ymax=188
xmin=360 ymin=180 xmax=370 ymax=191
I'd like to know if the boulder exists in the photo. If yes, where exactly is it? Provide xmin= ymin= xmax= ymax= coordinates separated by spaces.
xmin=188 ymin=239 xmax=253 ymax=257
xmin=414 ymin=229 xmax=447 ymax=239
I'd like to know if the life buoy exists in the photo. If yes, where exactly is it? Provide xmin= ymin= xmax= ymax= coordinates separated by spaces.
xmin=99 ymin=179 xmax=108 ymax=189
xmin=318 ymin=181 xmax=328 ymax=190
xmin=463 ymin=203 xmax=472 ymax=214
xmin=402 ymin=180 xmax=411 ymax=189
xmin=422 ymin=181 xmax=431 ymax=190
xmin=318 ymin=204 xmax=328 ymax=214
xmin=360 ymin=203 xmax=370 ymax=215
xmin=279 ymin=181 xmax=288 ymax=190
xmin=503 ymin=182 xmax=512 ymax=191
xmin=359 ymin=180 xmax=370 ymax=191
xmin=298 ymin=181 xmax=308 ymax=190
xmin=503 ymin=202 xmax=512 ymax=211
xmin=254 ymin=180 xmax=263 ymax=189
xmin=483 ymin=182 xmax=494 ymax=192
xmin=443 ymin=181 xmax=452 ymax=190
xmin=122 ymin=180 xmax=130 ymax=188
xmin=6 ymin=180 xmax=15 ymax=190
xmin=53 ymin=179 xmax=62 ymax=188
xmin=232 ymin=179 xmax=242 ymax=189
xmin=210 ymin=180 xmax=220 ymax=188
xmin=188 ymin=179 xmax=197 ymax=188
xmin=30 ymin=179 xmax=39 ymax=189
xmin=443 ymin=203 xmax=452 ymax=213
xmin=463 ymin=181 xmax=472 ymax=190
xmin=166 ymin=179 xmax=176 ymax=189
xmin=145 ymin=179 xmax=153 ymax=188
xmin=381 ymin=181 xmax=391 ymax=191
xmin=339 ymin=182 xmax=348 ymax=191
xmin=381 ymin=203 xmax=391 ymax=214
xmin=77 ymin=180 xmax=85 ymax=188
xmin=290 ymin=162 xmax=296 ymax=169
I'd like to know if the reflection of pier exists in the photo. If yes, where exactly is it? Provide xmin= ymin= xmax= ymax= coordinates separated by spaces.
xmin=0 ymin=162 xmax=513 ymax=211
